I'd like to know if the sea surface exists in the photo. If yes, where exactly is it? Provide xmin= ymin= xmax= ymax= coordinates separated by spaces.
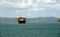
xmin=0 ymin=22 xmax=60 ymax=37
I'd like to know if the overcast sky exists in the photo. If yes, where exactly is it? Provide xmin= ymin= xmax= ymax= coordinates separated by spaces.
xmin=0 ymin=0 xmax=60 ymax=18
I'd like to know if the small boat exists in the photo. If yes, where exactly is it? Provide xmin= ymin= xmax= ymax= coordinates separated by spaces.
xmin=17 ymin=17 xmax=26 ymax=24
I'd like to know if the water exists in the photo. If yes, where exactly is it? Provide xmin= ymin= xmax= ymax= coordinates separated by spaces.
xmin=0 ymin=22 xmax=60 ymax=37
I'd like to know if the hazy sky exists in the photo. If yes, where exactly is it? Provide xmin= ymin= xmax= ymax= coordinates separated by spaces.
xmin=0 ymin=0 xmax=60 ymax=18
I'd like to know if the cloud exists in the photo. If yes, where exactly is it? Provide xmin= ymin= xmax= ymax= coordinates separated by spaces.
xmin=0 ymin=0 xmax=60 ymax=11
xmin=0 ymin=0 xmax=60 ymax=18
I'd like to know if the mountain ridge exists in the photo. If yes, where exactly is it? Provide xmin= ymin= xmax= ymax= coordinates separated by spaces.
xmin=0 ymin=17 xmax=59 ymax=22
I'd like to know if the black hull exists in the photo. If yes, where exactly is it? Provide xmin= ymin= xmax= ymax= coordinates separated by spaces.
xmin=18 ymin=21 xmax=26 ymax=24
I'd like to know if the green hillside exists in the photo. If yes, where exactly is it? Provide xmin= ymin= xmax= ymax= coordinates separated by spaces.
xmin=0 ymin=17 xmax=59 ymax=23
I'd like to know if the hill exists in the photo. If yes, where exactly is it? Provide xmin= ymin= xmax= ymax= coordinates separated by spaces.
xmin=0 ymin=17 xmax=58 ymax=23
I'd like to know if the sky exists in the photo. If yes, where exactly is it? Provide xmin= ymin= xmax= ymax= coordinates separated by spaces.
xmin=0 ymin=0 xmax=60 ymax=18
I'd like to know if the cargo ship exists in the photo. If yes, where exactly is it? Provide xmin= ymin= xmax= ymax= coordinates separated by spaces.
xmin=17 ymin=17 xmax=26 ymax=24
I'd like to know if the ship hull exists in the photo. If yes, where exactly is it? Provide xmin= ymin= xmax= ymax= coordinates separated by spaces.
xmin=18 ymin=21 xmax=26 ymax=24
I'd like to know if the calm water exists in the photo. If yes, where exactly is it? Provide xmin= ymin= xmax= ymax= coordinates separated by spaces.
xmin=0 ymin=22 xmax=60 ymax=37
